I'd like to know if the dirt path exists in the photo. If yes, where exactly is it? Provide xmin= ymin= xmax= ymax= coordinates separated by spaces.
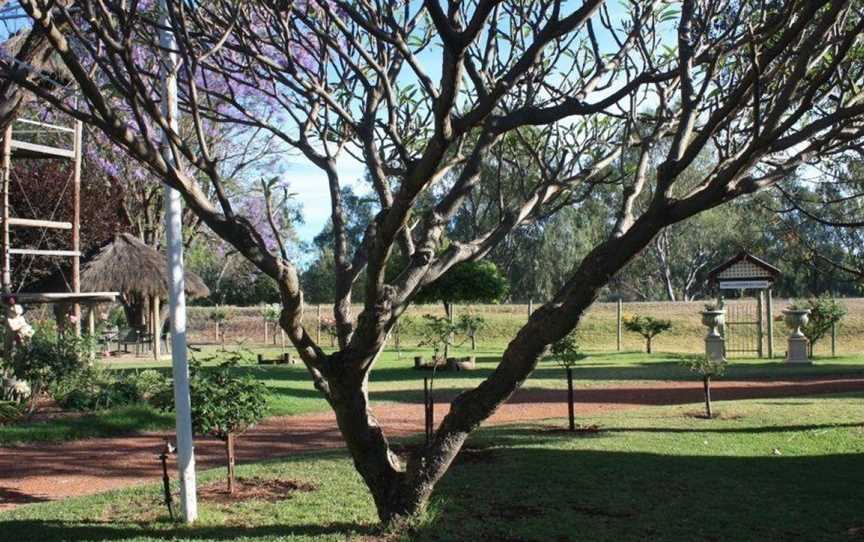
xmin=2 ymin=377 xmax=862 ymax=510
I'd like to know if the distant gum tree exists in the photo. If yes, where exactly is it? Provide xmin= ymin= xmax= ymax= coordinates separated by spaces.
xmin=6 ymin=0 xmax=864 ymax=524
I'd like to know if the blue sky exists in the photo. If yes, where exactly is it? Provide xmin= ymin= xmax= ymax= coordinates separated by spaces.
xmin=289 ymin=155 xmax=367 ymax=243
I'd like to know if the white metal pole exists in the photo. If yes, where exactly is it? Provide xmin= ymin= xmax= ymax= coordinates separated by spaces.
xmin=159 ymin=0 xmax=197 ymax=523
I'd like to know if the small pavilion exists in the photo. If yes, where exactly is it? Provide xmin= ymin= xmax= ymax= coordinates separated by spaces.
xmin=708 ymin=251 xmax=781 ymax=358
xmin=78 ymin=233 xmax=210 ymax=357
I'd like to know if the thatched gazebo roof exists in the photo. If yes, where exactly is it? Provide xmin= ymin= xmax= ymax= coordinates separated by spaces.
xmin=81 ymin=233 xmax=209 ymax=300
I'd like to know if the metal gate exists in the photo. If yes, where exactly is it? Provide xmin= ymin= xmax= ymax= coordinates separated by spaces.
xmin=724 ymin=301 xmax=761 ymax=357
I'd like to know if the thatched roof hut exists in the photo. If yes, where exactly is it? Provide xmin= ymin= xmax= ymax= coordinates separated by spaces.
xmin=81 ymin=233 xmax=209 ymax=300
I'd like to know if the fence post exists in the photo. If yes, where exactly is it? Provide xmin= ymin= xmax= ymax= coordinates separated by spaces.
xmin=831 ymin=322 xmax=837 ymax=357
xmin=756 ymin=290 xmax=764 ymax=358
xmin=616 ymin=299 xmax=623 ymax=351
xmin=766 ymin=289 xmax=774 ymax=359
xmin=528 ymin=299 xmax=533 ymax=319
xmin=316 ymin=304 xmax=322 ymax=344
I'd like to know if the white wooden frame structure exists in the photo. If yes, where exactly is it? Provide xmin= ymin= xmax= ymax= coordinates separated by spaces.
xmin=1 ymin=117 xmax=118 ymax=334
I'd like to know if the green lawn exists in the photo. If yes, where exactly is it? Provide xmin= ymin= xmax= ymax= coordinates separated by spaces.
xmin=3 ymin=347 xmax=863 ymax=446
xmin=2 ymin=394 xmax=863 ymax=541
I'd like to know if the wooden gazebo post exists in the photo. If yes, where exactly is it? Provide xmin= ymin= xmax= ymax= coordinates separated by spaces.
xmin=151 ymin=295 xmax=161 ymax=360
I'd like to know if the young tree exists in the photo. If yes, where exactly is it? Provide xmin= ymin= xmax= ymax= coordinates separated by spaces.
xmin=681 ymin=355 xmax=726 ymax=419
xmin=7 ymin=0 xmax=864 ymax=523
xmin=458 ymin=314 xmax=487 ymax=351
xmin=545 ymin=334 xmax=586 ymax=431
xmin=418 ymin=315 xmax=461 ymax=363
xmin=623 ymin=315 xmax=672 ymax=354
xmin=157 ymin=357 xmax=268 ymax=494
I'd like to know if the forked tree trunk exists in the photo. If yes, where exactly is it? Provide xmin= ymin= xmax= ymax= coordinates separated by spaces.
xmin=226 ymin=433 xmax=236 ymax=494
xmin=305 ymin=212 xmax=669 ymax=523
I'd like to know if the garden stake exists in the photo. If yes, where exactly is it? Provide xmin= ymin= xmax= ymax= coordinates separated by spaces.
xmin=159 ymin=442 xmax=176 ymax=521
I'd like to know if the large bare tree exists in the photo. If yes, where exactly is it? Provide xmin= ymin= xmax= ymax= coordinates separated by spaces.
xmin=4 ymin=0 xmax=864 ymax=523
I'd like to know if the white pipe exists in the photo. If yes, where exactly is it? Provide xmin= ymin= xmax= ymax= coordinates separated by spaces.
xmin=159 ymin=0 xmax=198 ymax=523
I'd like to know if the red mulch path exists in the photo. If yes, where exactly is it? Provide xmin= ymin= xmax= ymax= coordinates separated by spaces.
xmin=1 ymin=376 xmax=862 ymax=510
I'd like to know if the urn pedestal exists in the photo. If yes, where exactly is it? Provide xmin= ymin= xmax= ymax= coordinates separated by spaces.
xmin=701 ymin=310 xmax=727 ymax=362
xmin=783 ymin=309 xmax=811 ymax=364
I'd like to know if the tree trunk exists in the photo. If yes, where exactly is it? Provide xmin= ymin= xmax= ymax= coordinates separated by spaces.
xmin=303 ymin=212 xmax=669 ymax=524
xmin=566 ymin=367 xmax=575 ymax=431
xmin=646 ymin=335 xmax=652 ymax=354
xmin=328 ymin=374 xmax=411 ymax=522
xmin=470 ymin=334 xmax=476 ymax=351
xmin=703 ymin=376 xmax=712 ymax=418
xmin=226 ymin=433 xmax=236 ymax=494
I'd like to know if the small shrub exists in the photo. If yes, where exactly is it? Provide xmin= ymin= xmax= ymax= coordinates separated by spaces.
xmin=547 ymin=334 xmax=587 ymax=369
xmin=458 ymin=314 xmax=487 ymax=351
xmin=261 ymin=304 xmax=281 ymax=323
xmin=418 ymin=315 xmax=461 ymax=361
xmin=156 ymin=353 xmax=268 ymax=494
xmin=5 ymin=327 xmax=94 ymax=413
xmin=52 ymin=366 xmax=134 ymax=411
xmin=799 ymin=296 xmax=846 ymax=356
xmin=52 ymin=367 xmax=170 ymax=412
xmin=128 ymin=369 xmax=171 ymax=401
xmin=0 ymin=400 xmax=25 ymax=424
xmin=623 ymin=315 xmax=672 ymax=354
xmin=681 ymin=355 xmax=726 ymax=418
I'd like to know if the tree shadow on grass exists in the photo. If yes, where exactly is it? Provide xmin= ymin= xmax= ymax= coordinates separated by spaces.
xmin=366 ymin=380 xmax=864 ymax=408
xmin=0 ymin=519 xmax=377 ymax=542
xmin=414 ymin=445 xmax=864 ymax=542
xmin=604 ymin=421 xmax=864 ymax=434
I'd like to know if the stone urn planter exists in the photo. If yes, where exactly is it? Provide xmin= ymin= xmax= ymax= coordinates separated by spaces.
xmin=783 ymin=309 xmax=810 ymax=338
xmin=701 ymin=309 xmax=727 ymax=362
xmin=783 ymin=309 xmax=811 ymax=364
xmin=701 ymin=310 xmax=725 ymax=338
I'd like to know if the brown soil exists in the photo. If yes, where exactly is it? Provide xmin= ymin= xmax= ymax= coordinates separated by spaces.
xmin=1 ymin=376 xmax=862 ymax=511
xmin=196 ymin=476 xmax=315 ymax=505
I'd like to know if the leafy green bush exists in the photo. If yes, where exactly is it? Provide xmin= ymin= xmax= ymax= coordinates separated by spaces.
xmin=128 ymin=369 xmax=170 ymax=401
xmin=799 ymin=296 xmax=846 ymax=356
xmin=623 ymin=315 xmax=672 ymax=353
xmin=546 ymin=334 xmax=587 ymax=369
xmin=5 ymin=327 xmax=94 ymax=413
xmin=156 ymin=353 xmax=268 ymax=493
xmin=0 ymin=400 xmax=24 ymax=424
xmin=52 ymin=367 xmax=170 ymax=412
